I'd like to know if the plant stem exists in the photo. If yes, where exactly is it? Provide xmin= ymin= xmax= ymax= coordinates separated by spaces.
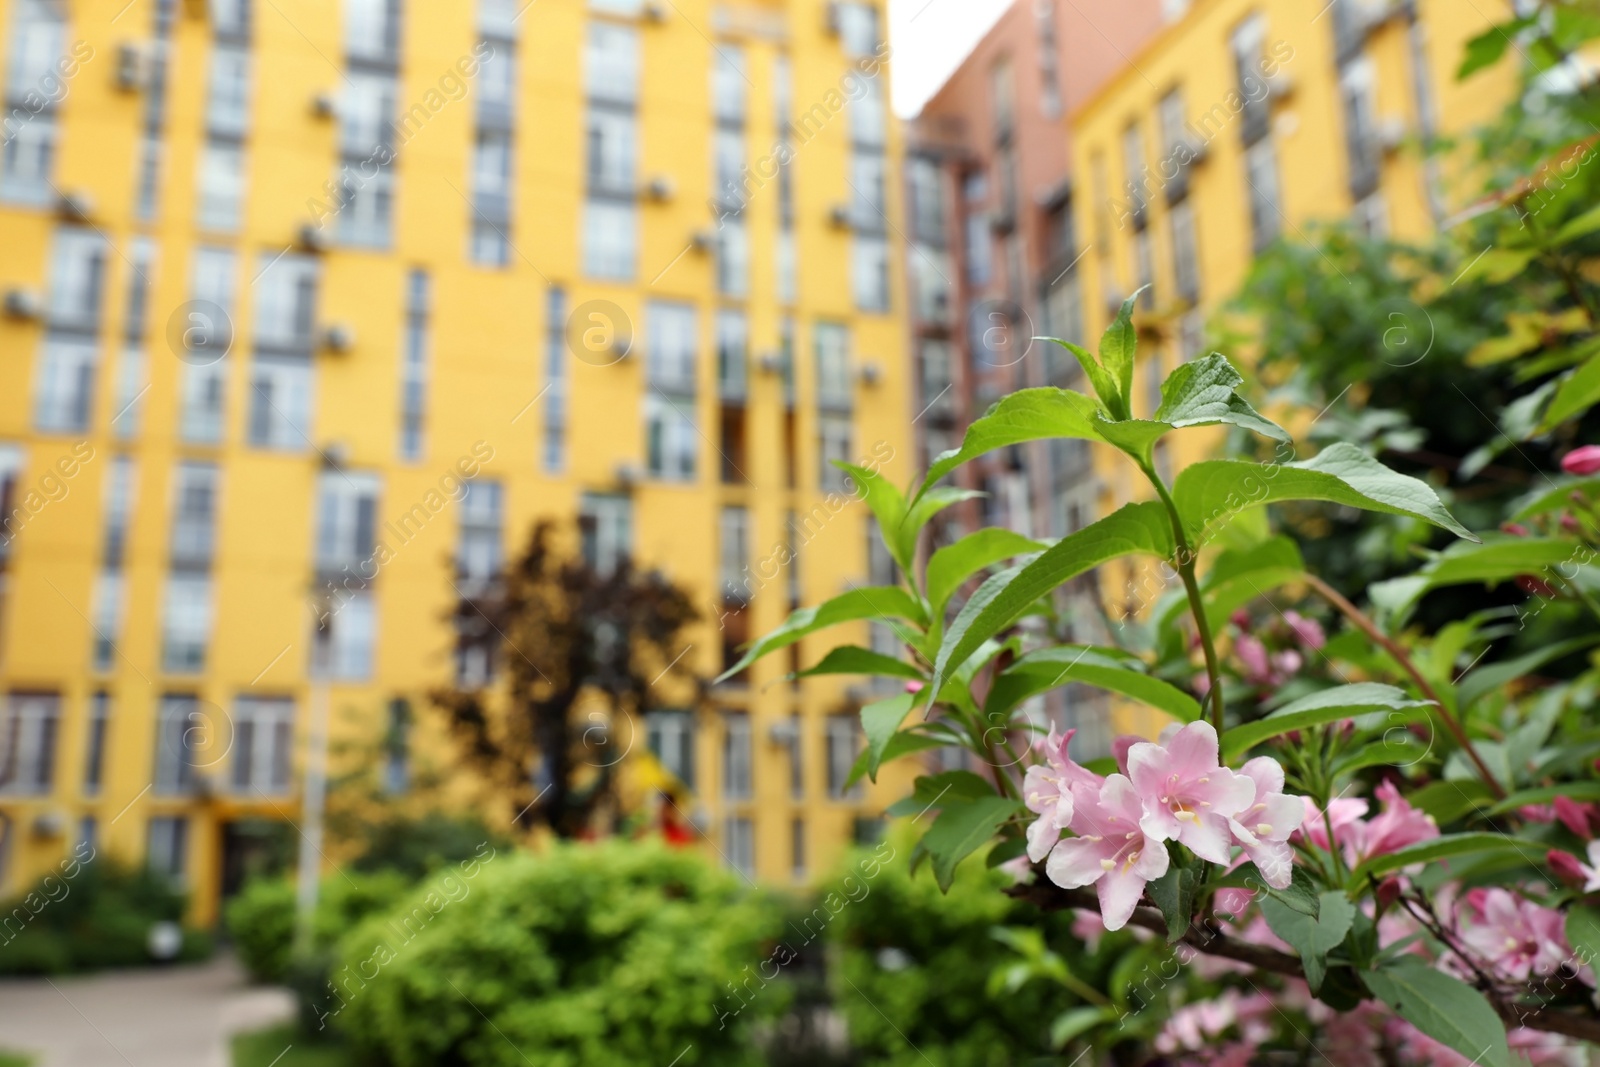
xmin=1303 ymin=574 xmax=1506 ymax=800
xmin=1141 ymin=463 xmax=1226 ymax=732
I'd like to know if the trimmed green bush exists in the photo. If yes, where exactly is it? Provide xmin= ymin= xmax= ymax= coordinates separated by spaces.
xmin=822 ymin=837 xmax=1100 ymax=1067
xmin=329 ymin=840 xmax=786 ymax=1067
xmin=0 ymin=852 xmax=210 ymax=976
xmin=226 ymin=869 xmax=413 ymax=984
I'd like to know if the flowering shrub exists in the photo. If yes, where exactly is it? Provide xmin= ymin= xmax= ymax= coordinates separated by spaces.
xmin=723 ymin=290 xmax=1600 ymax=1064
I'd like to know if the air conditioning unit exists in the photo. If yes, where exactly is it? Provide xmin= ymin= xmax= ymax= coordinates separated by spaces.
xmin=114 ymin=42 xmax=144 ymax=91
xmin=1266 ymin=71 xmax=1295 ymax=101
xmin=690 ymin=228 xmax=715 ymax=252
xmin=641 ymin=0 xmax=668 ymax=22
xmin=857 ymin=362 xmax=882 ymax=386
xmin=3 ymin=288 xmax=42 ymax=320
xmin=1377 ymin=116 xmax=1407 ymax=153
xmin=757 ymin=352 xmax=785 ymax=375
xmin=640 ymin=175 xmax=675 ymax=202
xmin=321 ymin=441 xmax=351 ymax=469
xmin=615 ymin=462 xmax=642 ymax=487
xmin=768 ymin=720 xmax=799 ymax=745
xmin=1183 ymin=135 xmax=1210 ymax=164
xmin=30 ymin=811 xmax=65 ymax=838
xmin=56 ymin=190 xmax=93 ymax=220
xmin=310 ymin=91 xmax=337 ymax=119
xmin=320 ymin=323 xmax=356 ymax=353
xmin=299 ymin=223 xmax=329 ymax=252
xmin=823 ymin=1 xmax=842 ymax=35
xmin=828 ymin=203 xmax=854 ymax=230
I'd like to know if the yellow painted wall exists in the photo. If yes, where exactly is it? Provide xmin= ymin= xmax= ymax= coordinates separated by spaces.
xmin=0 ymin=0 xmax=915 ymax=924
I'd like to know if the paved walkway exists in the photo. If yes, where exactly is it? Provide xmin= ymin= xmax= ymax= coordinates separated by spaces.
xmin=0 ymin=956 xmax=292 ymax=1067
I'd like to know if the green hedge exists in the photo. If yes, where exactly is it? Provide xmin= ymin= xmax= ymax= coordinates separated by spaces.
xmin=226 ymin=869 xmax=413 ymax=984
xmin=0 ymin=852 xmax=210 ymax=976
xmin=329 ymin=840 xmax=786 ymax=1067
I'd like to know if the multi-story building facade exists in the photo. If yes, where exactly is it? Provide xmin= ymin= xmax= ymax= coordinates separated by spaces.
xmin=1067 ymin=0 xmax=1517 ymax=731
xmin=903 ymin=0 xmax=1167 ymax=755
xmin=0 ymin=0 xmax=914 ymax=923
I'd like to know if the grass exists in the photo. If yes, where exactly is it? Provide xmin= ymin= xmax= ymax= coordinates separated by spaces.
xmin=231 ymin=1025 xmax=353 ymax=1067
xmin=0 ymin=1053 xmax=33 ymax=1067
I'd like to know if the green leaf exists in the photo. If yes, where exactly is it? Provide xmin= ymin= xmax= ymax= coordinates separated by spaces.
xmin=843 ymin=730 xmax=945 ymax=791
xmin=914 ymin=389 xmax=1103 ymax=503
xmin=931 ymin=503 xmax=1175 ymax=697
xmin=1221 ymin=683 xmax=1432 ymax=759
xmin=1457 ymin=636 xmax=1600 ymax=709
xmin=836 ymin=461 xmax=909 ymax=567
xmin=1405 ymin=779 xmax=1496 ymax=824
xmin=1542 ymin=350 xmax=1600 ymax=430
xmin=1215 ymin=863 xmax=1322 ymax=917
xmin=792 ymin=645 xmax=925 ymax=682
xmin=1457 ymin=246 xmax=1536 ymax=286
xmin=1565 ymin=906 xmax=1600 ymax=971
xmin=1146 ymin=862 xmax=1201 ymax=942
xmin=718 ymin=586 xmax=925 ymax=681
xmin=1457 ymin=21 xmax=1522 ymax=78
xmin=885 ymin=770 xmax=997 ymax=817
xmin=1555 ymin=200 xmax=1600 ymax=245
xmin=1099 ymin=289 xmax=1143 ymax=418
xmin=1173 ymin=443 xmax=1478 ymax=546
xmin=985 ymin=646 xmax=1203 ymax=722
xmin=1154 ymin=353 xmax=1288 ymax=442
xmin=921 ymin=795 xmax=1024 ymax=892
xmin=1512 ymin=477 xmax=1600 ymax=521
xmin=1347 ymin=833 xmax=1538 ymax=890
xmin=1376 ymin=538 xmax=1588 ymax=620
xmin=1361 ymin=959 xmax=1510 ymax=1067
xmin=1046 ymin=340 xmax=1120 ymax=419
xmin=859 ymin=693 xmax=918 ymax=783
xmin=1262 ymin=891 xmax=1355 ymax=994
xmin=1048 ymin=1006 xmax=1113 ymax=1050
xmin=926 ymin=528 xmax=1046 ymax=616
xmin=903 ymin=487 xmax=986 ymax=562
xmin=1485 ymin=780 xmax=1600 ymax=815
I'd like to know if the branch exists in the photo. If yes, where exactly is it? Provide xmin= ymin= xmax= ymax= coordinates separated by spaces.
xmin=1005 ymin=878 xmax=1600 ymax=1044
xmin=1303 ymin=574 xmax=1506 ymax=800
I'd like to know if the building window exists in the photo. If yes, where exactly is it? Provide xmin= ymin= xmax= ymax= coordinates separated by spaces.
xmin=582 ymin=198 xmax=636 ymax=280
xmin=717 ymin=219 xmax=750 ymax=298
xmin=791 ymin=816 xmax=805 ymax=880
xmin=585 ymin=22 xmax=639 ymax=103
xmin=787 ymin=711 xmax=803 ymax=796
xmin=33 ymin=335 xmax=98 ymax=433
xmin=254 ymin=252 xmax=318 ymax=353
xmin=457 ymin=480 xmax=503 ymax=587
xmin=169 ymin=462 xmax=219 ymax=570
xmin=819 ymin=414 xmax=852 ymax=494
xmin=248 ymin=356 xmax=313 ymax=449
xmin=147 ymin=815 xmax=189 ymax=885
xmin=719 ymin=506 xmax=749 ymax=602
xmin=712 ymin=45 xmax=746 ymax=124
xmin=647 ymin=302 xmax=697 ymax=394
xmin=725 ymin=816 xmax=754 ymax=878
xmin=644 ymin=395 xmax=698 ymax=482
xmin=197 ymin=141 xmax=246 ymax=232
xmin=83 ymin=691 xmax=109 ymax=796
xmin=161 ymin=575 xmax=212 ymax=674
xmin=346 ymin=0 xmax=402 ymax=66
xmin=91 ymin=572 xmax=124 ymax=672
xmin=336 ymin=160 xmax=395 ymax=248
xmin=398 ymin=269 xmax=429 ymax=459
xmin=383 ymin=696 xmax=410 ymax=794
xmin=231 ymin=696 xmax=294 ymax=794
xmin=206 ymin=44 xmax=251 ymax=138
xmin=315 ymin=471 xmax=380 ymax=576
xmin=326 ymin=588 xmax=376 ymax=680
xmin=579 ymin=492 xmax=631 ymax=576
xmin=715 ymin=309 xmax=748 ymax=399
xmin=0 ymin=0 xmax=65 ymax=204
xmin=0 ymin=693 xmax=59 ymax=795
xmin=1122 ymin=121 xmax=1148 ymax=224
xmin=815 ymin=323 xmax=851 ymax=410
xmin=852 ymin=234 xmax=891 ymax=312
xmin=646 ymin=710 xmax=695 ymax=789
xmin=1340 ymin=54 xmax=1381 ymax=200
xmin=153 ymin=694 xmax=200 ymax=794
xmin=1231 ymin=13 xmax=1270 ymax=145
xmin=826 ymin=714 xmax=862 ymax=800
xmin=1244 ymin=137 xmax=1282 ymax=252
xmin=908 ymin=156 xmax=945 ymax=242
xmin=722 ymin=713 xmax=751 ymax=800
xmin=181 ymin=362 xmax=228 ymax=444
xmin=962 ymin=172 xmax=990 ymax=285
xmin=544 ymin=287 xmax=567 ymax=471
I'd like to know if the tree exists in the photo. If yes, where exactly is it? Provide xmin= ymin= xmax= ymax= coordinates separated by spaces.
xmin=431 ymin=519 xmax=699 ymax=838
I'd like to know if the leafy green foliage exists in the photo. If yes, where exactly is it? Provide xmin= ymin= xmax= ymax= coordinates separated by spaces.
xmin=1362 ymin=959 xmax=1511 ymax=1067
xmin=226 ymin=870 xmax=413 ymax=984
xmin=332 ymin=842 xmax=785 ymax=1067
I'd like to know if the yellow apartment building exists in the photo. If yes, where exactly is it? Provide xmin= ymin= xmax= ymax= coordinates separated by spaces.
xmin=0 ymin=0 xmax=916 ymax=925
xmin=1058 ymin=0 xmax=1518 ymax=696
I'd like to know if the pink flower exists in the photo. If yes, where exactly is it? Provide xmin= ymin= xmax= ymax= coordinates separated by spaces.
xmin=1357 ymin=779 xmax=1439 ymax=860
xmin=1226 ymin=756 xmax=1306 ymax=888
xmin=1283 ymin=610 xmax=1326 ymax=651
xmin=1128 ymin=721 xmax=1256 ymax=865
xmin=1549 ymin=848 xmax=1590 ymax=888
xmin=1022 ymin=726 xmax=1102 ymax=863
xmin=1045 ymin=775 xmax=1170 ymax=931
xmin=1502 ymin=521 xmax=1531 ymax=537
xmin=1234 ymin=633 xmax=1274 ymax=686
xmin=1455 ymin=887 xmax=1571 ymax=982
xmin=1554 ymin=795 xmax=1600 ymax=839
xmin=1111 ymin=734 xmax=1141 ymax=775
xmin=1576 ymin=839 xmax=1600 ymax=893
xmin=1298 ymin=795 xmax=1369 ymax=866
xmin=1270 ymin=648 xmax=1304 ymax=679
xmin=1561 ymin=445 xmax=1600 ymax=476
xmin=903 ymin=680 xmax=925 ymax=694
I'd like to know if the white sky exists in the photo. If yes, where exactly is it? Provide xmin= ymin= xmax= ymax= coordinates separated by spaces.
xmin=887 ymin=0 xmax=1013 ymax=118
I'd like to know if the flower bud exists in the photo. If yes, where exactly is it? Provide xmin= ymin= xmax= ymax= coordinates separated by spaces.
xmin=1562 ymin=513 xmax=1582 ymax=533
xmin=1502 ymin=522 xmax=1530 ymax=537
xmin=1518 ymin=575 xmax=1559 ymax=598
xmin=1554 ymin=796 xmax=1600 ymax=840
xmin=1375 ymin=876 xmax=1403 ymax=912
xmin=1562 ymin=445 xmax=1600 ymax=476
xmin=1550 ymin=848 xmax=1590 ymax=888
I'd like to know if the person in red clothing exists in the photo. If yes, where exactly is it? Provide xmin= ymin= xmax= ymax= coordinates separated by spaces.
xmin=658 ymin=790 xmax=695 ymax=846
